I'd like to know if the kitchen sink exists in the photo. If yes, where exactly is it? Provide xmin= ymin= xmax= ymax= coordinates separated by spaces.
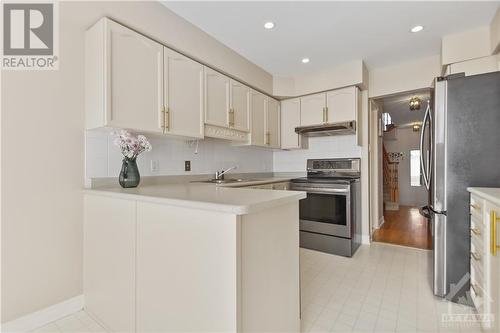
xmin=193 ymin=178 xmax=259 ymax=184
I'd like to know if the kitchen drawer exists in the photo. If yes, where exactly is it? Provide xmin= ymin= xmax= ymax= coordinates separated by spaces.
xmin=471 ymin=214 xmax=485 ymax=233
xmin=471 ymin=223 xmax=484 ymax=246
xmin=470 ymin=195 xmax=484 ymax=219
xmin=470 ymin=277 xmax=486 ymax=311
xmin=471 ymin=257 xmax=485 ymax=288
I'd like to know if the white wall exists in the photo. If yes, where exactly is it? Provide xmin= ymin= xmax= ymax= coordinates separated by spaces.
xmin=491 ymin=7 xmax=500 ymax=53
xmin=85 ymin=130 xmax=273 ymax=183
xmin=1 ymin=1 xmax=274 ymax=323
xmin=273 ymin=136 xmax=361 ymax=172
xmin=368 ymin=55 xmax=441 ymax=98
xmin=383 ymin=128 xmax=427 ymax=207
xmin=273 ymin=60 xmax=368 ymax=97
xmin=441 ymin=26 xmax=492 ymax=66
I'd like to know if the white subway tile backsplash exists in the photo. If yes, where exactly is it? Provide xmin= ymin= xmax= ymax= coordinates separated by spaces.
xmin=85 ymin=129 xmax=361 ymax=183
xmin=84 ymin=129 xmax=274 ymax=182
xmin=273 ymin=135 xmax=361 ymax=172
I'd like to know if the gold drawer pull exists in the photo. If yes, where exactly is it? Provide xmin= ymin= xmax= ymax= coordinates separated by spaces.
xmin=471 ymin=252 xmax=481 ymax=261
xmin=471 ymin=228 xmax=481 ymax=236
xmin=491 ymin=211 xmax=500 ymax=256
xmin=470 ymin=203 xmax=481 ymax=210
xmin=471 ymin=283 xmax=481 ymax=297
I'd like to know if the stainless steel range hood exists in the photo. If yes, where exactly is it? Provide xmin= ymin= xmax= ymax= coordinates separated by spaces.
xmin=295 ymin=121 xmax=356 ymax=137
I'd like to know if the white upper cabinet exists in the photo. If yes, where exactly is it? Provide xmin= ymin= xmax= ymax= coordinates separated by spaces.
xmin=300 ymin=93 xmax=326 ymax=126
xmin=326 ymin=86 xmax=358 ymax=123
xmin=250 ymin=91 xmax=266 ymax=147
xmin=229 ymin=80 xmax=250 ymax=132
xmin=86 ymin=18 xmax=164 ymax=133
xmin=280 ymin=98 xmax=301 ymax=150
xmin=164 ymin=48 xmax=204 ymax=138
xmin=266 ymin=98 xmax=280 ymax=149
xmin=204 ymin=67 xmax=230 ymax=128
xmin=85 ymin=18 xmax=203 ymax=139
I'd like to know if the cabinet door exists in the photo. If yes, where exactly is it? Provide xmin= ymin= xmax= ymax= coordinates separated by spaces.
xmin=106 ymin=20 xmax=163 ymax=133
xmin=251 ymin=91 xmax=266 ymax=146
xmin=164 ymin=48 xmax=204 ymax=138
xmin=486 ymin=201 xmax=500 ymax=332
xmin=266 ymin=98 xmax=280 ymax=148
xmin=280 ymin=98 xmax=301 ymax=149
xmin=326 ymin=86 xmax=358 ymax=123
xmin=136 ymin=202 xmax=239 ymax=332
xmin=205 ymin=67 xmax=230 ymax=128
xmin=230 ymin=80 xmax=250 ymax=132
xmin=300 ymin=93 xmax=326 ymax=126
xmin=84 ymin=195 xmax=136 ymax=333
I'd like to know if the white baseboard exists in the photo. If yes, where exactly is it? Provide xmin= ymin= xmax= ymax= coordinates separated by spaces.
xmin=378 ymin=216 xmax=385 ymax=228
xmin=361 ymin=234 xmax=371 ymax=245
xmin=1 ymin=295 xmax=84 ymax=333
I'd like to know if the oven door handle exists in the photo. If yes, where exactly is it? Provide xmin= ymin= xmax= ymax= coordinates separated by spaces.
xmin=294 ymin=188 xmax=349 ymax=194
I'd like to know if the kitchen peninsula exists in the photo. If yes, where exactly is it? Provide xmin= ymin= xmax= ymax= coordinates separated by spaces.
xmin=83 ymin=182 xmax=305 ymax=333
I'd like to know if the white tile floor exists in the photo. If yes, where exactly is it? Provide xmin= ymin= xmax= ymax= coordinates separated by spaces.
xmin=32 ymin=243 xmax=482 ymax=333
xmin=300 ymin=243 xmax=482 ymax=333
xmin=30 ymin=311 xmax=106 ymax=333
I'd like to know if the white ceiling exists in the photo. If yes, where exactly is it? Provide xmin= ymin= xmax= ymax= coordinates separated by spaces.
xmin=162 ymin=1 xmax=499 ymax=77
xmin=380 ymin=89 xmax=431 ymax=125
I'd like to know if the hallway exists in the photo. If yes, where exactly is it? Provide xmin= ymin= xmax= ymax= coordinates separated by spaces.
xmin=373 ymin=206 xmax=432 ymax=250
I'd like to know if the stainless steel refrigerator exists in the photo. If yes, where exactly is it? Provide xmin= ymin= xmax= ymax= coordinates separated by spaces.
xmin=420 ymin=72 xmax=500 ymax=303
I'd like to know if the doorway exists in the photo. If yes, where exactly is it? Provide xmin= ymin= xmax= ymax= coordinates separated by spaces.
xmin=369 ymin=89 xmax=432 ymax=250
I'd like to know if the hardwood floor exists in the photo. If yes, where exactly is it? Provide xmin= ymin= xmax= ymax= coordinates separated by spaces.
xmin=372 ymin=205 xmax=432 ymax=250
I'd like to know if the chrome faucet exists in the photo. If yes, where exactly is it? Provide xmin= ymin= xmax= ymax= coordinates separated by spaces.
xmin=214 ymin=166 xmax=237 ymax=180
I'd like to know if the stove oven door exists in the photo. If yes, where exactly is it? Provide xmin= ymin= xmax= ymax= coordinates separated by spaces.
xmin=295 ymin=184 xmax=351 ymax=238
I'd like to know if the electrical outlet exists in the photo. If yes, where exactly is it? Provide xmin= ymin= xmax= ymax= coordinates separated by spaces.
xmin=150 ymin=160 xmax=159 ymax=173
xmin=185 ymin=161 xmax=191 ymax=172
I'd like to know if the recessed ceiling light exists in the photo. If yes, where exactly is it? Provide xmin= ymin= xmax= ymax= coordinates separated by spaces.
xmin=264 ymin=22 xmax=275 ymax=29
xmin=410 ymin=25 xmax=424 ymax=33
xmin=301 ymin=58 xmax=310 ymax=64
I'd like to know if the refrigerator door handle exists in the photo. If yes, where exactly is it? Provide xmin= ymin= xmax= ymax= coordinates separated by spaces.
xmin=420 ymin=101 xmax=431 ymax=190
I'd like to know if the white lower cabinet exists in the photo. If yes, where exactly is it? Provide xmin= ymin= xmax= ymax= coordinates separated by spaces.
xmin=84 ymin=193 xmax=300 ymax=333
xmin=136 ymin=202 xmax=239 ymax=332
xmin=84 ymin=195 xmax=136 ymax=333
xmin=468 ymin=189 xmax=500 ymax=331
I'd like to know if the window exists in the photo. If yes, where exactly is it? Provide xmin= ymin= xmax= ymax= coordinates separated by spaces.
xmin=381 ymin=112 xmax=393 ymax=131
xmin=410 ymin=150 xmax=421 ymax=186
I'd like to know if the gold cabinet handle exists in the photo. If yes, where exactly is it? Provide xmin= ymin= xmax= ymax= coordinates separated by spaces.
xmin=228 ymin=108 xmax=235 ymax=127
xmin=325 ymin=106 xmax=329 ymax=123
xmin=164 ymin=107 xmax=170 ymax=131
xmin=471 ymin=283 xmax=481 ymax=297
xmin=491 ymin=211 xmax=500 ymax=256
xmin=470 ymin=203 xmax=481 ymax=210
xmin=161 ymin=106 xmax=166 ymax=132
xmin=471 ymin=228 xmax=481 ymax=236
xmin=322 ymin=107 xmax=326 ymax=123
xmin=266 ymin=132 xmax=270 ymax=145
xmin=471 ymin=252 xmax=481 ymax=261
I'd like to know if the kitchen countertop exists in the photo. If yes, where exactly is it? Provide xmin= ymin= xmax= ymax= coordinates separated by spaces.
xmin=467 ymin=187 xmax=500 ymax=206
xmin=217 ymin=177 xmax=294 ymax=187
xmin=84 ymin=178 xmax=305 ymax=215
